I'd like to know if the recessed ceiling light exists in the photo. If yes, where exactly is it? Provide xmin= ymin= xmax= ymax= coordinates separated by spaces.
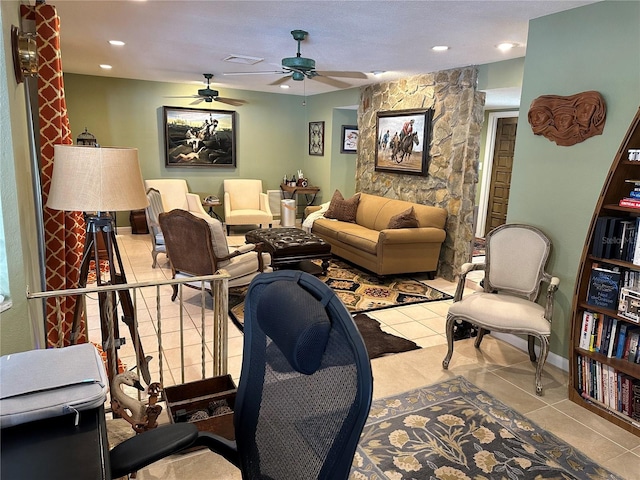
xmin=109 ymin=40 xmax=125 ymax=46
xmin=497 ymin=42 xmax=518 ymax=52
xmin=432 ymin=45 xmax=449 ymax=52
xmin=280 ymin=84 xmax=290 ymax=89
xmin=99 ymin=64 xmax=112 ymax=70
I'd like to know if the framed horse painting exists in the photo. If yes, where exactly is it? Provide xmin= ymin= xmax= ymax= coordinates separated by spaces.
xmin=163 ymin=106 xmax=237 ymax=168
xmin=374 ymin=108 xmax=433 ymax=176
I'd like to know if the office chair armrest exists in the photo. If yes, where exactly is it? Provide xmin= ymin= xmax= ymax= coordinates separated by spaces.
xmin=543 ymin=275 xmax=560 ymax=322
xmin=453 ymin=262 xmax=485 ymax=301
xmin=193 ymin=431 xmax=240 ymax=467
xmin=109 ymin=423 xmax=199 ymax=479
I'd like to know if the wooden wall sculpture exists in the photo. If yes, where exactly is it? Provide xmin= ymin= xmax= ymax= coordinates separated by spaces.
xmin=527 ymin=91 xmax=606 ymax=146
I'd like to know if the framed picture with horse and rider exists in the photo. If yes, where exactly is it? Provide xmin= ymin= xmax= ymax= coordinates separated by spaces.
xmin=375 ymin=108 xmax=433 ymax=176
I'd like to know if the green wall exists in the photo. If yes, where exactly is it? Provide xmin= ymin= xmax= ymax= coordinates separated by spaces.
xmin=1 ymin=1 xmax=45 ymax=354
xmin=63 ymin=74 xmax=360 ymax=223
xmin=508 ymin=1 xmax=640 ymax=359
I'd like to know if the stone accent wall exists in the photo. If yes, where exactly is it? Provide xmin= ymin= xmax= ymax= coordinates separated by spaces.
xmin=357 ymin=67 xmax=485 ymax=281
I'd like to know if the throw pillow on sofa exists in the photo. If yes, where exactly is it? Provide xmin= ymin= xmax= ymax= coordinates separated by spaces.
xmin=324 ymin=190 xmax=360 ymax=223
xmin=387 ymin=206 xmax=419 ymax=229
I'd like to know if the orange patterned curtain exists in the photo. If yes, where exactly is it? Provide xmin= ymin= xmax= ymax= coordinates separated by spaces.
xmin=21 ymin=2 xmax=86 ymax=347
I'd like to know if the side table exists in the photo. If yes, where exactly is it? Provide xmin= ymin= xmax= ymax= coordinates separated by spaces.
xmin=280 ymin=184 xmax=320 ymax=219
xmin=202 ymin=199 xmax=223 ymax=222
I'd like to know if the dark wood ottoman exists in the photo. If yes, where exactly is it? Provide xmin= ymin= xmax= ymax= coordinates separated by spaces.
xmin=245 ymin=228 xmax=332 ymax=274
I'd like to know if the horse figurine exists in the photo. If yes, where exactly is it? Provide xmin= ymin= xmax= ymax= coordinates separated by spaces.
xmin=111 ymin=370 xmax=163 ymax=434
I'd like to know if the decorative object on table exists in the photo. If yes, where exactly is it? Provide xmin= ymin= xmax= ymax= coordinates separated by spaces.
xmin=110 ymin=371 xmax=163 ymax=434
xmin=341 ymin=124 xmax=358 ymax=153
xmin=48 ymin=145 xmax=151 ymax=386
xmin=309 ymin=120 xmax=325 ymax=155
xmin=163 ymin=106 xmax=237 ymax=167
xmin=375 ymin=108 xmax=433 ymax=176
xmin=76 ymin=127 xmax=98 ymax=146
xmin=527 ymin=91 xmax=606 ymax=146
xmin=352 ymin=376 xmax=620 ymax=480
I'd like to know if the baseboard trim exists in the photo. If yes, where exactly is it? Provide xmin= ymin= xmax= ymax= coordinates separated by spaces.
xmin=491 ymin=332 xmax=569 ymax=373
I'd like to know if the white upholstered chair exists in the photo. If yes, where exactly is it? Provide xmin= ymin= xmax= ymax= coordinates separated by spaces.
xmin=442 ymin=223 xmax=560 ymax=395
xmin=143 ymin=179 xmax=210 ymax=221
xmin=158 ymin=209 xmax=272 ymax=300
xmin=144 ymin=188 xmax=167 ymax=268
xmin=223 ymin=179 xmax=273 ymax=234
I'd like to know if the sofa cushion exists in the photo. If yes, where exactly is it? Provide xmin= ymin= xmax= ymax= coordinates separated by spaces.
xmin=324 ymin=190 xmax=360 ymax=223
xmin=388 ymin=207 xmax=419 ymax=229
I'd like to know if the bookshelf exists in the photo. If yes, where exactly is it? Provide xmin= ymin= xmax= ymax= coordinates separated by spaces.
xmin=570 ymin=106 xmax=640 ymax=436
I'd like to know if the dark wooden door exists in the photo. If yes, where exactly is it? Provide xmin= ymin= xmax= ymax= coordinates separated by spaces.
xmin=485 ymin=117 xmax=517 ymax=235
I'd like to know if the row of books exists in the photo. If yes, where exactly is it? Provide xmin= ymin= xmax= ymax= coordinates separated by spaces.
xmin=577 ymin=355 xmax=640 ymax=421
xmin=618 ymin=179 xmax=640 ymax=209
xmin=591 ymin=216 xmax=640 ymax=263
xmin=586 ymin=263 xmax=640 ymax=318
xmin=579 ymin=311 xmax=640 ymax=363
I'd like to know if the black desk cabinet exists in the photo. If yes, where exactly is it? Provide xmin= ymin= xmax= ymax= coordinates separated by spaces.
xmin=1 ymin=405 xmax=111 ymax=479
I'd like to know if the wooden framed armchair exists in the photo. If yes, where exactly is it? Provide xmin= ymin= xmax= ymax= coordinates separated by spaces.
xmin=158 ymin=209 xmax=271 ymax=300
xmin=442 ymin=223 xmax=560 ymax=395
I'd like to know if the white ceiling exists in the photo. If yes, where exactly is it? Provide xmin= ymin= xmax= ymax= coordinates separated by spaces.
xmin=51 ymin=0 xmax=597 ymax=108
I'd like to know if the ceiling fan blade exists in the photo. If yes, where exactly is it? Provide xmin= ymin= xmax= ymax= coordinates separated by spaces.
xmin=316 ymin=70 xmax=368 ymax=79
xmin=223 ymin=70 xmax=287 ymax=76
xmin=214 ymin=97 xmax=247 ymax=106
xmin=190 ymin=98 xmax=205 ymax=105
xmin=311 ymin=75 xmax=352 ymax=89
xmin=165 ymin=95 xmax=200 ymax=99
xmin=269 ymin=75 xmax=292 ymax=86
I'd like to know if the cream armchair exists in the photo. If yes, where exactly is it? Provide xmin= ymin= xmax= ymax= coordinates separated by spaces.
xmin=223 ymin=179 xmax=273 ymax=234
xmin=143 ymin=179 xmax=210 ymax=221
xmin=442 ymin=223 xmax=560 ymax=395
xmin=158 ymin=209 xmax=272 ymax=300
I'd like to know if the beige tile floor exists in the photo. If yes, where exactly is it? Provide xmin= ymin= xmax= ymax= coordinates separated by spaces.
xmin=99 ymin=229 xmax=639 ymax=479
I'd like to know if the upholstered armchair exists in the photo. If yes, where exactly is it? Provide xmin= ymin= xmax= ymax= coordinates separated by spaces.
xmin=442 ymin=223 xmax=560 ymax=395
xmin=143 ymin=179 xmax=210 ymax=221
xmin=144 ymin=188 xmax=167 ymax=268
xmin=223 ymin=179 xmax=273 ymax=234
xmin=158 ymin=209 xmax=272 ymax=300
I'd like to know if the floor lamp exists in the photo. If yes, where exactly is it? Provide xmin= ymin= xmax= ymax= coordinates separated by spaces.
xmin=47 ymin=145 xmax=151 ymax=386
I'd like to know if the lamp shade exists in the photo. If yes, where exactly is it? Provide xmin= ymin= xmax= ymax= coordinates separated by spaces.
xmin=48 ymin=145 xmax=149 ymax=212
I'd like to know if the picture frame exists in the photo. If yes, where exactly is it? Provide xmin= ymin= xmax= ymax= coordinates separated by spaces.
xmin=309 ymin=121 xmax=325 ymax=156
xmin=340 ymin=125 xmax=358 ymax=154
xmin=163 ymin=106 xmax=236 ymax=168
xmin=374 ymin=108 xmax=434 ymax=176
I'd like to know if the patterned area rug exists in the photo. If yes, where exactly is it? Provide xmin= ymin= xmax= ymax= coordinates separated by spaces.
xmin=230 ymin=258 xmax=452 ymax=322
xmin=351 ymin=376 xmax=621 ymax=480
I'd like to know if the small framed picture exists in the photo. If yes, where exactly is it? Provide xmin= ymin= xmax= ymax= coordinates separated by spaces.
xmin=309 ymin=121 xmax=324 ymax=156
xmin=341 ymin=125 xmax=358 ymax=154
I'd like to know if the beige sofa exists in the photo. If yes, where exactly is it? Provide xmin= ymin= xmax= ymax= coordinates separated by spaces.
xmin=306 ymin=193 xmax=447 ymax=276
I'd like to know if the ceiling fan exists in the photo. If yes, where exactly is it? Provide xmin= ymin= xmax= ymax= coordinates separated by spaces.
xmin=168 ymin=74 xmax=246 ymax=106
xmin=224 ymin=30 xmax=368 ymax=89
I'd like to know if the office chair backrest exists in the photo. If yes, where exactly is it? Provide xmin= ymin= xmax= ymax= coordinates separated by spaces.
xmin=238 ymin=270 xmax=373 ymax=480
xmin=159 ymin=209 xmax=218 ymax=276
xmin=485 ymin=223 xmax=551 ymax=300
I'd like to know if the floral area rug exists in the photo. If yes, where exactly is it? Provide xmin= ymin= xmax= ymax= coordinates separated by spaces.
xmin=351 ymin=376 xmax=621 ymax=480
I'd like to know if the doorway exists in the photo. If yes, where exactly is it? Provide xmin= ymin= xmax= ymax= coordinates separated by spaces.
xmin=475 ymin=111 xmax=518 ymax=238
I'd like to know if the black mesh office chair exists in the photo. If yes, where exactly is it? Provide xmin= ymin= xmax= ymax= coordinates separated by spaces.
xmin=110 ymin=270 xmax=373 ymax=479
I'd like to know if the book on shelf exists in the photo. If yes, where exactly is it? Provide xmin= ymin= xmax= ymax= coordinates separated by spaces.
xmin=619 ymin=198 xmax=640 ymax=209
xmin=616 ymin=323 xmax=630 ymax=358
xmin=587 ymin=265 xmax=621 ymax=310
xmin=579 ymin=311 xmax=595 ymax=350
xmin=607 ymin=318 xmax=619 ymax=357
xmin=618 ymin=287 xmax=640 ymax=322
xmin=628 ymin=331 xmax=640 ymax=362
